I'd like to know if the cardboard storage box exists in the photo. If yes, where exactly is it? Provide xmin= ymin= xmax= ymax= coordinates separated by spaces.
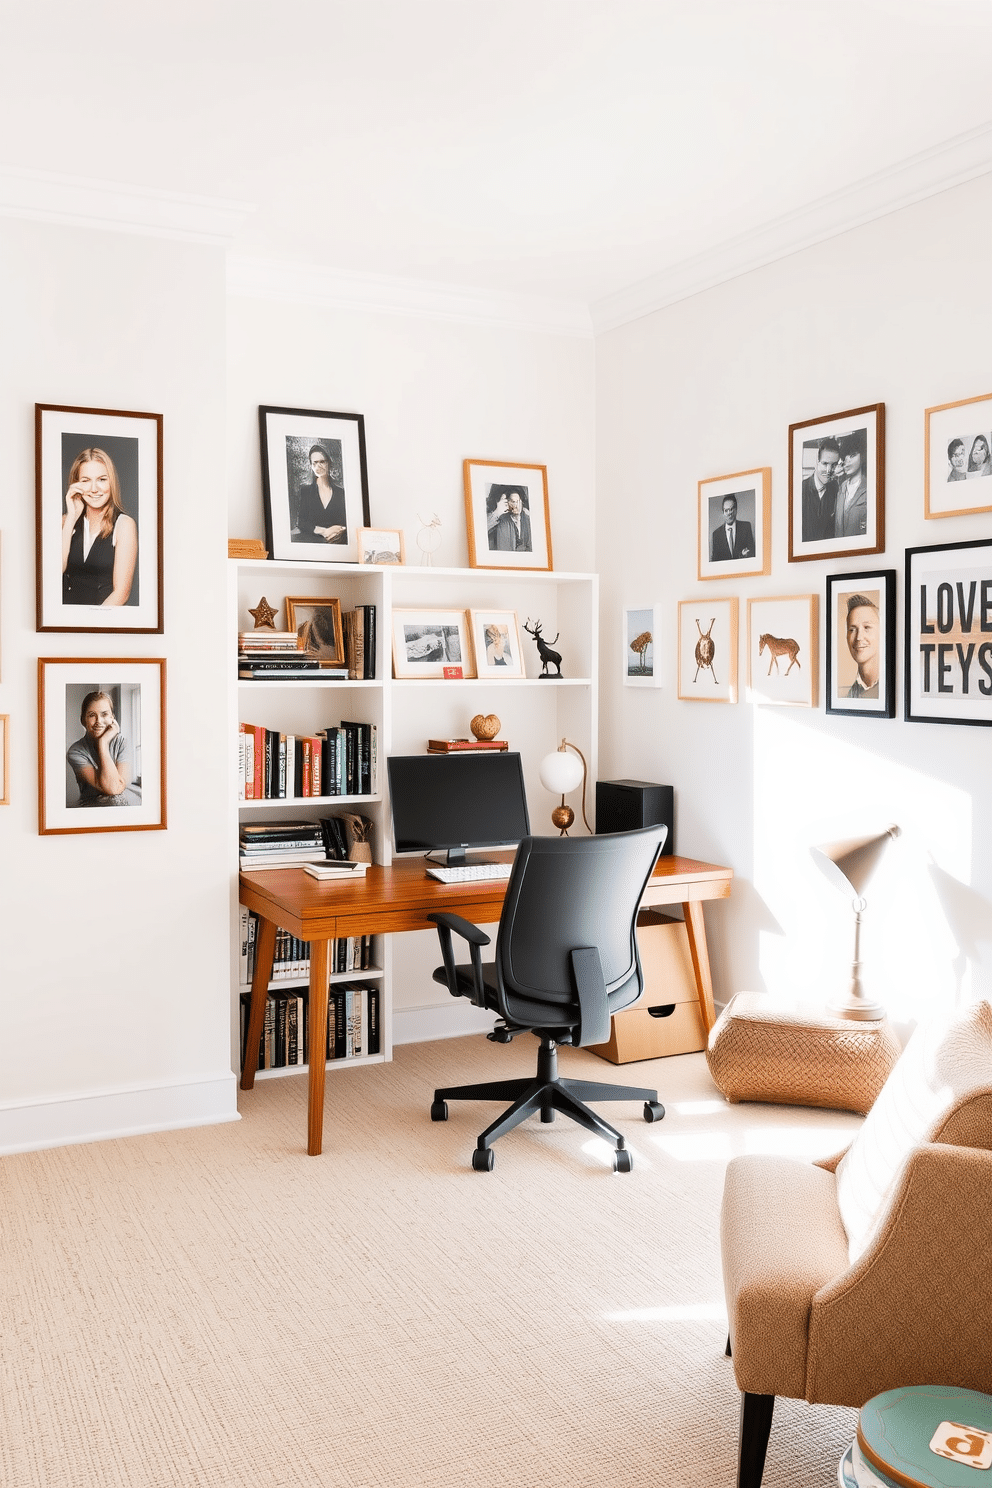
xmin=589 ymin=910 xmax=706 ymax=1064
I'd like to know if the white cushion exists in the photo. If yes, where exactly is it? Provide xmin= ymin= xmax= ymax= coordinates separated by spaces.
xmin=835 ymin=998 xmax=992 ymax=1262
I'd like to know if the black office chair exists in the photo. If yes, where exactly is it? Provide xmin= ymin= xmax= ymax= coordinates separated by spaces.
xmin=428 ymin=824 xmax=668 ymax=1172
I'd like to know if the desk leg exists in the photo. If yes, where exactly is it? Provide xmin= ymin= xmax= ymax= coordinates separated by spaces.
xmin=307 ymin=939 xmax=331 ymax=1156
xmin=241 ymin=916 xmax=276 ymax=1091
xmin=683 ymin=900 xmax=716 ymax=1036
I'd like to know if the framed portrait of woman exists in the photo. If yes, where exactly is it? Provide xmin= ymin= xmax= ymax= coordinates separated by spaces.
xmin=259 ymin=406 xmax=371 ymax=565
xmin=35 ymin=404 xmax=163 ymax=634
xmin=924 ymin=392 xmax=992 ymax=519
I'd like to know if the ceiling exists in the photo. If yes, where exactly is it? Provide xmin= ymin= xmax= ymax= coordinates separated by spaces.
xmin=3 ymin=1 xmax=992 ymax=318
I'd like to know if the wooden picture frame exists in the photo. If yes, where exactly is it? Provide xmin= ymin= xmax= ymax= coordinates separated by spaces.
xmin=36 ymin=403 xmax=163 ymax=633
xmin=924 ymin=393 xmax=992 ymax=518
xmin=284 ymin=596 xmax=345 ymax=666
xmin=677 ymin=598 xmax=738 ymax=703
xmin=391 ymin=609 xmax=475 ymax=680
xmin=259 ymin=405 xmax=370 ymax=565
xmin=788 ymin=404 xmax=884 ymax=563
xmin=38 ymin=658 xmax=167 ymax=834
xmin=905 ymin=538 xmax=992 ymax=726
xmin=468 ymin=609 xmax=526 ymax=679
xmin=0 ymin=715 xmax=8 ymax=805
xmin=623 ymin=604 xmax=663 ymax=687
xmin=463 ymin=459 xmax=552 ymax=572
xmin=747 ymin=595 xmax=818 ymax=707
xmin=356 ymin=527 xmax=405 ymax=565
xmin=698 ymin=467 xmax=771 ymax=581
xmin=825 ymin=569 xmax=897 ymax=719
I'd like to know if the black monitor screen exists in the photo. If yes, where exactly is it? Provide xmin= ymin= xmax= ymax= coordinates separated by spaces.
xmin=387 ymin=752 xmax=530 ymax=861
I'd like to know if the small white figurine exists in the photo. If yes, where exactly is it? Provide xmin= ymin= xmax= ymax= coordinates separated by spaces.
xmin=416 ymin=512 xmax=442 ymax=566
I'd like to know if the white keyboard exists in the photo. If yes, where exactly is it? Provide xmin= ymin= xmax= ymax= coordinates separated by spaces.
xmin=425 ymin=862 xmax=513 ymax=884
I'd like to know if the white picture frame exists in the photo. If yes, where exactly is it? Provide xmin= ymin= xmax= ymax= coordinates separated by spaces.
xmin=747 ymin=595 xmax=818 ymax=708
xmin=623 ymin=605 xmax=663 ymax=687
xmin=391 ymin=609 xmax=475 ymax=680
xmin=468 ymin=609 xmax=526 ymax=679
xmin=677 ymin=598 xmax=738 ymax=703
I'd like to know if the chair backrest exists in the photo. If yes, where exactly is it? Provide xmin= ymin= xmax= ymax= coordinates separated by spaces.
xmin=494 ymin=825 xmax=667 ymax=1016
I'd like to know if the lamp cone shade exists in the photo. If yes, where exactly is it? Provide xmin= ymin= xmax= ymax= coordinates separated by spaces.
xmin=810 ymin=824 xmax=901 ymax=900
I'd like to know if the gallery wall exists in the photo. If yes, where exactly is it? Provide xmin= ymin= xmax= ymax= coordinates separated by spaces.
xmin=596 ymin=173 xmax=992 ymax=1033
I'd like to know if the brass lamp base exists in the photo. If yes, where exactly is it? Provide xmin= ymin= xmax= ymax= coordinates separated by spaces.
xmin=551 ymin=802 xmax=574 ymax=835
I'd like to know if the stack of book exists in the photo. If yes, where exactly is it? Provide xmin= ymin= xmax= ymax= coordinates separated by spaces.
xmin=239 ymin=820 xmax=327 ymax=871
xmin=342 ymin=605 xmax=376 ymax=680
xmin=427 ymin=738 xmax=509 ymax=754
xmin=239 ymin=982 xmax=381 ymax=1070
xmin=238 ymin=630 xmax=349 ymax=681
xmin=238 ymin=720 xmax=377 ymax=799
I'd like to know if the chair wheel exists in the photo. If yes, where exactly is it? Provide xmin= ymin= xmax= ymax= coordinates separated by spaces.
xmin=472 ymin=1147 xmax=495 ymax=1172
xmin=430 ymin=1100 xmax=448 ymax=1122
xmin=643 ymin=1101 xmax=665 ymax=1123
xmin=613 ymin=1148 xmax=633 ymax=1173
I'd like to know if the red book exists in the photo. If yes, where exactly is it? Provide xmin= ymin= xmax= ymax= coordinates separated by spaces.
xmin=310 ymin=737 xmax=322 ymax=797
xmin=427 ymin=738 xmax=509 ymax=752
xmin=301 ymin=738 xmax=312 ymax=797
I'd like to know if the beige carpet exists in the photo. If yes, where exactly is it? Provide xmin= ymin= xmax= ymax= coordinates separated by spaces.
xmin=0 ymin=1038 xmax=863 ymax=1488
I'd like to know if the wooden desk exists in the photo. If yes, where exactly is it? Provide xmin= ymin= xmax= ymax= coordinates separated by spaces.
xmin=239 ymin=852 xmax=732 ymax=1154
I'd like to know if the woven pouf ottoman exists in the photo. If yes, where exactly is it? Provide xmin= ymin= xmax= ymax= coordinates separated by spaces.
xmin=706 ymin=990 xmax=902 ymax=1115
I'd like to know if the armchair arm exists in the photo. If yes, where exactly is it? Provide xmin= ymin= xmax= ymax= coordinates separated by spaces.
xmin=807 ymin=1143 xmax=992 ymax=1406
xmin=427 ymin=912 xmax=491 ymax=1007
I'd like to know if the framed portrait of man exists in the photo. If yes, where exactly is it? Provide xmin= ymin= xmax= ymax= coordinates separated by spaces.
xmin=463 ymin=459 xmax=552 ymax=572
xmin=788 ymin=404 xmax=884 ymax=563
xmin=697 ymin=468 xmax=770 ymax=581
xmin=825 ymin=569 xmax=896 ymax=719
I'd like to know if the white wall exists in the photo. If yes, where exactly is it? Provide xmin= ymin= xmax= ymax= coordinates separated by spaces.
xmin=0 ymin=219 xmax=236 ymax=1151
xmin=596 ymin=174 xmax=992 ymax=1032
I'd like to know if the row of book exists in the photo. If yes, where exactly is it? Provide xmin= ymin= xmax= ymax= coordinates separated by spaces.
xmin=343 ymin=605 xmax=376 ymax=680
xmin=238 ymin=720 xmax=377 ymax=799
xmin=239 ymin=906 xmax=374 ymax=980
xmin=240 ymin=982 xmax=381 ymax=1069
xmin=237 ymin=606 xmax=376 ymax=681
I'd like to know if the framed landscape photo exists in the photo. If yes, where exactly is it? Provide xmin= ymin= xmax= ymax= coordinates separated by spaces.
xmin=285 ymin=596 xmax=345 ymax=665
xmin=463 ymin=459 xmax=552 ymax=572
xmin=924 ymin=392 xmax=992 ymax=518
xmin=677 ymin=598 xmax=738 ymax=703
xmin=747 ymin=595 xmax=818 ymax=708
xmin=259 ymin=405 xmax=370 ymax=565
xmin=356 ymin=527 xmax=405 ymax=565
xmin=36 ymin=404 xmax=163 ymax=634
xmin=698 ymin=467 xmax=770 ymax=581
xmin=38 ymin=658 xmax=166 ymax=835
xmin=468 ymin=609 xmax=526 ymax=679
xmin=391 ymin=608 xmax=475 ymax=680
xmin=788 ymin=404 xmax=884 ymax=563
xmin=905 ymin=538 xmax=992 ymax=727
xmin=623 ymin=604 xmax=663 ymax=687
xmin=825 ymin=570 xmax=896 ymax=719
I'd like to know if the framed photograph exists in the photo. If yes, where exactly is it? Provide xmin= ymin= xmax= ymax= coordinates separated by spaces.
xmin=391 ymin=609 xmax=475 ymax=680
xmin=259 ymin=405 xmax=370 ymax=565
xmin=747 ymin=595 xmax=818 ymax=708
xmin=468 ymin=609 xmax=526 ymax=679
xmin=698 ymin=467 xmax=770 ymax=581
xmin=905 ymin=539 xmax=992 ymax=727
xmin=924 ymin=393 xmax=992 ymax=518
xmin=788 ymin=404 xmax=884 ymax=562
xmin=356 ymin=527 xmax=405 ymax=565
xmin=677 ymin=599 xmax=738 ymax=703
xmin=623 ymin=605 xmax=663 ymax=687
xmin=463 ymin=459 xmax=552 ymax=572
xmin=35 ymin=404 xmax=163 ymax=634
xmin=284 ymin=597 xmax=345 ymax=665
xmin=0 ymin=715 xmax=8 ymax=805
xmin=38 ymin=658 xmax=166 ymax=835
xmin=825 ymin=570 xmax=896 ymax=719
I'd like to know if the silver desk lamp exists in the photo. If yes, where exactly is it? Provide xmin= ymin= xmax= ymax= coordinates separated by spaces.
xmin=810 ymin=825 xmax=900 ymax=1021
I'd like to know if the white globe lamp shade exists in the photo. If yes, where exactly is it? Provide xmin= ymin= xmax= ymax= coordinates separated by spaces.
xmin=540 ymin=749 xmax=584 ymax=796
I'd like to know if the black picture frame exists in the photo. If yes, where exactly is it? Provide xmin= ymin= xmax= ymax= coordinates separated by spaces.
xmin=788 ymin=403 xmax=885 ymax=563
xmin=259 ymin=405 xmax=370 ymax=564
xmin=905 ymin=539 xmax=992 ymax=727
xmin=825 ymin=569 xmax=896 ymax=719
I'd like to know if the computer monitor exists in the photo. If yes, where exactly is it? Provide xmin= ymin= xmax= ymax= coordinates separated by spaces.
xmin=387 ymin=752 xmax=531 ymax=866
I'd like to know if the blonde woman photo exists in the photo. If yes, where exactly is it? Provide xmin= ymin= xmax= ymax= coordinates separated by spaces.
xmin=61 ymin=446 xmax=138 ymax=606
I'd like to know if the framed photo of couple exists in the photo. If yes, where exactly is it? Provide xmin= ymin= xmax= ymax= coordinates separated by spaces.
xmin=924 ymin=392 xmax=992 ymax=519
xmin=788 ymin=404 xmax=885 ymax=563
xmin=463 ymin=459 xmax=552 ymax=572
xmin=824 ymin=570 xmax=897 ymax=719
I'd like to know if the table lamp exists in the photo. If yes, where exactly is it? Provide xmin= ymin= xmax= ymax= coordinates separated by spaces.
xmin=809 ymin=824 xmax=900 ymax=1021
xmin=539 ymin=738 xmax=591 ymax=835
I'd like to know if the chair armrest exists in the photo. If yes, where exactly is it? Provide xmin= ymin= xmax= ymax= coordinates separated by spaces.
xmin=807 ymin=1143 xmax=992 ymax=1405
xmin=427 ymin=912 xmax=491 ymax=947
xmin=427 ymin=912 xmax=491 ymax=1007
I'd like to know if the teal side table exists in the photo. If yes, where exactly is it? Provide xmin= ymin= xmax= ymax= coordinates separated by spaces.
xmin=843 ymin=1386 xmax=992 ymax=1488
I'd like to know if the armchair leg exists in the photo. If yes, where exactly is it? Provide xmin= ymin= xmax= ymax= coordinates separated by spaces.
xmin=737 ymin=1392 xmax=774 ymax=1488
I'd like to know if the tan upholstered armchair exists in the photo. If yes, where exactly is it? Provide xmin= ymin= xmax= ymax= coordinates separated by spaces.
xmin=720 ymin=998 xmax=992 ymax=1488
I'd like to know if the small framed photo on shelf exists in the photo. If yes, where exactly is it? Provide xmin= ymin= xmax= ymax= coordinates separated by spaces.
xmin=468 ymin=609 xmax=526 ymax=679
xmin=285 ymin=596 xmax=345 ymax=665
xmin=788 ymin=404 xmax=884 ymax=562
xmin=259 ymin=405 xmax=370 ymax=565
xmin=747 ymin=595 xmax=818 ymax=708
xmin=905 ymin=538 xmax=992 ymax=727
xmin=391 ymin=609 xmax=476 ymax=680
xmin=698 ymin=468 xmax=770 ymax=581
xmin=356 ymin=527 xmax=405 ymax=565
xmin=924 ymin=393 xmax=992 ymax=518
xmin=463 ymin=458 xmax=552 ymax=572
xmin=0 ymin=714 xmax=8 ymax=805
xmin=38 ymin=658 xmax=167 ymax=835
xmin=825 ymin=570 xmax=896 ymax=719
xmin=623 ymin=605 xmax=663 ymax=687
xmin=35 ymin=403 xmax=163 ymax=633
xmin=677 ymin=598 xmax=738 ymax=703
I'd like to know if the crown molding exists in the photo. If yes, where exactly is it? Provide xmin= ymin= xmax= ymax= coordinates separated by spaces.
xmin=226 ymin=254 xmax=593 ymax=337
xmin=591 ymin=119 xmax=992 ymax=334
xmin=0 ymin=164 xmax=253 ymax=244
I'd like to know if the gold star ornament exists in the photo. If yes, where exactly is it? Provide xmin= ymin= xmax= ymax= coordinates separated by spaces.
xmin=249 ymin=596 xmax=279 ymax=629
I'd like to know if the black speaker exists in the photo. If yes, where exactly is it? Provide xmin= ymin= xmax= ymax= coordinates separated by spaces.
xmin=595 ymin=779 xmax=674 ymax=855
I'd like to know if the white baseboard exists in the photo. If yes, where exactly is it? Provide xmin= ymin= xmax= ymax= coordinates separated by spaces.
xmin=392 ymin=1002 xmax=497 ymax=1046
xmin=0 ymin=1073 xmax=240 ymax=1156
